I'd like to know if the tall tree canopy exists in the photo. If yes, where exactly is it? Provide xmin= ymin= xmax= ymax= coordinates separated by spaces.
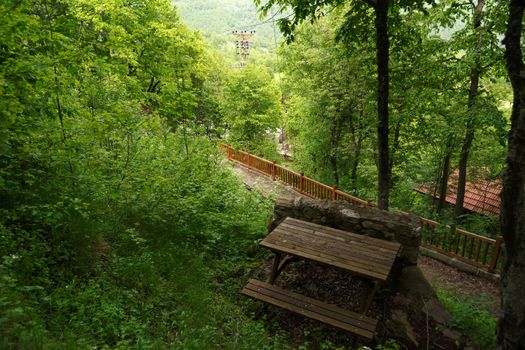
xmin=256 ymin=0 xmax=432 ymax=210
xmin=0 ymin=1 xmax=276 ymax=347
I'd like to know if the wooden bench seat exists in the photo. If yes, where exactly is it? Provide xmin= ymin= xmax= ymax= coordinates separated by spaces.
xmin=241 ymin=279 xmax=377 ymax=339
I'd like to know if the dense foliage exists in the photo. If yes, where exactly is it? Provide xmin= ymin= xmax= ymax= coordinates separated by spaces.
xmin=0 ymin=0 xmax=280 ymax=348
xmin=224 ymin=65 xmax=281 ymax=157
xmin=2 ymin=0 xmax=523 ymax=348
xmin=277 ymin=3 xmax=510 ymax=235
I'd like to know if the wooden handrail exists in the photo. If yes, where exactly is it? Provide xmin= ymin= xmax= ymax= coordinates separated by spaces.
xmin=420 ymin=218 xmax=496 ymax=243
xmin=220 ymin=143 xmax=504 ymax=273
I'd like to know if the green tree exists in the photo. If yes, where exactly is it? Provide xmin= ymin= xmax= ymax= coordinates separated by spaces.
xmin=0 ymin=1 xmax=277 ymax=347
xmin=278 ymin=13 xmax=375 ymax=190
xmin=257 ymin=0 xmax=433 ymax=210
xmin=223 ymin=65 xmax=281 ymax=156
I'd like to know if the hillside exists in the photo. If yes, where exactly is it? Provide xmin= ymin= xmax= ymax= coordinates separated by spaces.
xmin=172 ymin=0 xmax=282 ymax=68
xmin=173 ymin=0 xmax=279 ymax=43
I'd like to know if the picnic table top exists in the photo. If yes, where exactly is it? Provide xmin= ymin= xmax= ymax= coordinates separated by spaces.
xmin=260 ymin=217 xmax=401 ymax=282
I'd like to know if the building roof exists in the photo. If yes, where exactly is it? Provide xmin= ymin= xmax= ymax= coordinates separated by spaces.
xmin=415 ymin=170 xmax=501 ymax=216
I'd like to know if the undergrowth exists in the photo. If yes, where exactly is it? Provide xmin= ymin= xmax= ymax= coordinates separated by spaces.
xmin=0 ymin=127 xmax=286 ymax=349
xmin=436 ymin=288 xmax=497 ymax=350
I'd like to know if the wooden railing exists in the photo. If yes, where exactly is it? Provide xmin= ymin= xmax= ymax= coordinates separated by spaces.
xmin=420 ymin=218 xmax=504 ymax=273
xmin=221 ymin=144 xmax=504 ymax=274
xmin=221 ymin=144 xmax=371 ymax=207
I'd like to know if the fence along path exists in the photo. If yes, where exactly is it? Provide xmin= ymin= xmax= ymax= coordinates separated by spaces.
xmin=221 ymin=144 xmax=505 ymax=274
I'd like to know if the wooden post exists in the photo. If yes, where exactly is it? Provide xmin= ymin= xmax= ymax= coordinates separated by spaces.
xmin=446 ymin=227 xmax=453 ymax=252
xmin=269 ymin=252 xmax=282 ymax=284
xmin=360 ymin=281 xmax=380 ymax=314
xmin=488 ymin=236 xmax=503 ymax=272
xmin=272 ymin=161 xmax=276 ymax=181
xmin=299 ymin=172 xmax=304 ymax=193
xmin=332 ymin=185 xmax=337 ymax=200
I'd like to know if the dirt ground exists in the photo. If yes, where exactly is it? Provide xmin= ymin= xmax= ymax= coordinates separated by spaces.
xmin=246 ymin=255 xmax=470 ymax=349
xmin=418 ymin=255 xmax=500 ymax=316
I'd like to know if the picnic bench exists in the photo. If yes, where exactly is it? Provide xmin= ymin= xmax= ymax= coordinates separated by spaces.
xmin=241 ymin=217 xmax=401 ymax=340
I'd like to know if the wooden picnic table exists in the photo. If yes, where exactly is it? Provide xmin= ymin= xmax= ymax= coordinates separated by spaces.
xmin=242 ymin=217 xmax=401 ymax=339
xmin=262 ymin=217 xmax=401 ymax=285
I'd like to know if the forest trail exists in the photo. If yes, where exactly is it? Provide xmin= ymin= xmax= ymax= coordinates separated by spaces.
xmin=231 ymin=163 xmax=306 ymax=201
xmin=231 ymin=162 xmax=500 ymax=316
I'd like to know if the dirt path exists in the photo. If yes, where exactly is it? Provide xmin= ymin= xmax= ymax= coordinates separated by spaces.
xmin=230 ymin=163 xmax=305 ymax=201
xmin=231 ymin=162 xmax=500 ymax=315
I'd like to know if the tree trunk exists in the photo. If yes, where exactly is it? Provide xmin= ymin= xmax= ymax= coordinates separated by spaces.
xmin=437 ymin=140 xmax=453 ymax=213
xmin=329 ymin=119 xmax=342 ymax=187
xmin=375 ymin=0 xmax=390 ymax=210
xmin=351 ymin=136 xmax=363 ymax=191
xmin=389 ymin=121 xmax=401 ymax=188
xmin=454 ymin=0 xmax=485 ymax=219
xmin=349 ymin=109 xmax=363 ymax=191
xmin=498 ymin=1 xmax=525 ymax=348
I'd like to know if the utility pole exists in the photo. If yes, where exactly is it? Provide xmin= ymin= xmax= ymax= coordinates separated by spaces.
xmin=232 ymin=30 xmax=256 ymax=68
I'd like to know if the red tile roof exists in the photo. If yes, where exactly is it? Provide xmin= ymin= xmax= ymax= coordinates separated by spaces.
xmin=415 ymin=170 xmax=501 ymax=216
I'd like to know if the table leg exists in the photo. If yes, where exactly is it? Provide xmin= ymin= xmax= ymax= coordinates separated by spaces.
xmin=277 ymin=255 xmax=298 ymax=275
xmin=360 ymin=281 xmax=380 ymax=314
xmin=268 ymin=252 xmax=282 ymax=284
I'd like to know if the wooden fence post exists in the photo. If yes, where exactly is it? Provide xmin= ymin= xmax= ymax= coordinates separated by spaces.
xmin=272 ymin=161 xmax=276 ymax=181
xmin=299 ymin=172 xmax=304 ymax=193
xmin=332 ymin=185 xmax=337 ymax=200
xmin=488 ymin=236 xmax=503 ymax=272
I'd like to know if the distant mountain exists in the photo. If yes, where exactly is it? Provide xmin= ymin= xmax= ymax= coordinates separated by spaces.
xmin=172 ymin=0 xmax=281 ymax=45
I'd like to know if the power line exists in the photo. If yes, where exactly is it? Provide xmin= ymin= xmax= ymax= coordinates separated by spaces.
xmin=222 ymin=9 xmax=292 ymax=35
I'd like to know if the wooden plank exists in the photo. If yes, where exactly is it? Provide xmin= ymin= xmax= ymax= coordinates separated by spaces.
xmin=277 ymin=221 xmax=398 ymax=256
xmin=242 ymin=280 xmax=376 ymax=339
xmin=269 ymin=252 xmax=282 ymax=284
xmin=260 ymin=240 xmax=388 ymax=281
xmin=287 ymin=220 xmax=401 ymax=254
xmin=260 ymin=217 xmax=401 ymax=281
xmin=247 ymin=279 xmax=377 ymax=329
xmin=271 ymin=223 xmax=399 ymax=261
xmin=273 ymin=226 xmax=398 ymax=265
xmin=272 ymin=225 xmax=398 ymax=262
xmin=265 ymin=230 xmax=393 ymax=274
xmin=285 ymin=217 xmax=400 ymax=250
xmin=262 ymin=236 xmax=391 ymax=277
xmin=242 ymin=288 xmax=376 ymax=338
xmin=245 ymin=281 xmax=377 ymax=332
xmin=285 ymin=218 xmax=401 ymax=251
xmin=270 ymin=227 xmax=396 ymax=267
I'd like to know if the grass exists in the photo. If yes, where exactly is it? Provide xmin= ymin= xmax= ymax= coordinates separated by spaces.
xmin=435 ymin=287 xmax=497 ymax=350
